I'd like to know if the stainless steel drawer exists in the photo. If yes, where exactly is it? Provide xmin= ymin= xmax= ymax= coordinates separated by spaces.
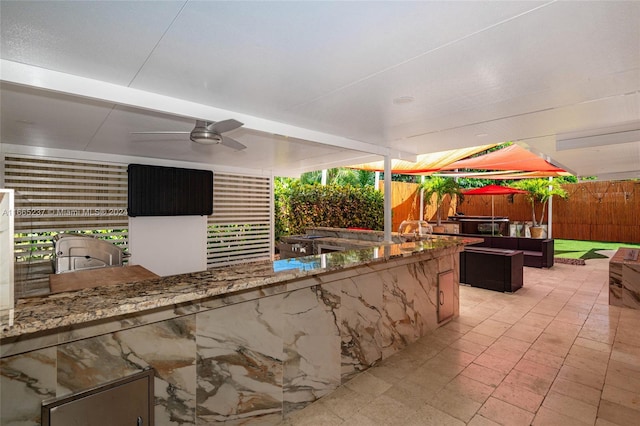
xmin=42 ymin=369 xmax=154 ymax=426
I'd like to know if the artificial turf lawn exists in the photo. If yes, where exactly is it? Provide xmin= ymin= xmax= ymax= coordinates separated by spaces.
xmin=554 ymin=239 xmax=640 ymax=260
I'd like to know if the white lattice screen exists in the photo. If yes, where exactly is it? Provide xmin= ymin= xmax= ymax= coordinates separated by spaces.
xmin=2 ymin=154 xmax=274 ymax=295
xmin=3 ymin=154 xmax=129 ymax=296
xmin=207 ymin=172 xmax=273 ymax=267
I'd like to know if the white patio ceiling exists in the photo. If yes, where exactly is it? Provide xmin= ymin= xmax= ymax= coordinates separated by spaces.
xmin=1 ymin=1 xmax=638 ymax=179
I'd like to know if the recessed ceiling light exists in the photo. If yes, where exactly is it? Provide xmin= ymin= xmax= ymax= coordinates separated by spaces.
xmin=393 ymin=96 xmax=415 ymax=105
xmin=476 ymin=133 xmax=489 ymax=138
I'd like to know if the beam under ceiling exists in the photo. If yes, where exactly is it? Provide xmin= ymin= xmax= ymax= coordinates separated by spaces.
xmin=0 ymin=60 xmax=418 ymax=162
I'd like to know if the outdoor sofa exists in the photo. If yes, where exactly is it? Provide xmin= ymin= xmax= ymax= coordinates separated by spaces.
xmin=436 ymin=232 xmax=554 ymax=268
xmin=433 ymin=232 xmax=554 ymax=293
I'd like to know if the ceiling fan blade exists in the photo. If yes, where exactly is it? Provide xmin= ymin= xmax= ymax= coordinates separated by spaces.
xmin=208 ymin=119 xmax=243 ymax=134
xmin=221 ymin=136 xmax=246 ymax=151
xmin=130 ymin=131 xmax=190 ymax=134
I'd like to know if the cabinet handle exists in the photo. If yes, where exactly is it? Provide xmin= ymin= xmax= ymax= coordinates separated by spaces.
xmin=439 ymin=290 xmax=444 ymax=305
xmin=137 ymin=416 xmax=143 ymax=426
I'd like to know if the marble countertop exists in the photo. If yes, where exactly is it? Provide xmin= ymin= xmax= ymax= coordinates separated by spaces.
xmin=609 ymin=247 xmax=640 ymax=265
xmin=1 ymin=236 xmax=478 ymax=340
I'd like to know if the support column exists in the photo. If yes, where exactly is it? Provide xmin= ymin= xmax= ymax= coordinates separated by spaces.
xmin=548 ymin=177 xmax=553 ymax=238
xmin=419 ymin=175 xmax=425 ymax=221
xmin=384 ymin=156 xmax=392 ymax=243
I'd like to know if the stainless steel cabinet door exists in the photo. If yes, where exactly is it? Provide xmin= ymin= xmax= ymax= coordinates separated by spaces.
xmin=438 ymin=270 xmax=455 ymax=323
xmin=42 ymin=369 xmax=154 ymax=426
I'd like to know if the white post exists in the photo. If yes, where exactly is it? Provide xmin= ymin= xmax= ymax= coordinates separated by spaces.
xmin=419 ymin=175 xmax=425 ymax=221
xmin=374 ymin=171 xmax=380 ymax=190
xmin=384 ymin=156 xmax=393 ymax=243
xmin=548 ymin=177 xmax=553 ymax=239
xmin=321 ymin=169 xmax=327 ymax=186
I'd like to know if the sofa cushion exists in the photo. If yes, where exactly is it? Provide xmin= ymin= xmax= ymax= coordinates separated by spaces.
xmin=523 ymin=256 xmax=544 ymax=267
xmin=517 ymin=238 xmax=546 ymax=251
xmin=438 ymin=231 xmax=553 ymax=268
xmin=491 ymin=237 xmax=518 ymax=250
xmin=465 ymin=246 xmax=519 ymax=255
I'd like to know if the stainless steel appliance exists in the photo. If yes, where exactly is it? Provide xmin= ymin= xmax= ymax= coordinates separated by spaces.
xmin=316 ymin=244 xmax=345 ymax=254
xmin=52 ymin=233 xmax=128 ymax=273
xmin=42 ymin=369 xmax=154 ymax=426
xmin=398 ymin=220 xmax=432 ymax=242
xmin=448 ymin=215 xmax=510 ymax=235
xmin=277 ymin=235 xmax=324 ymax=259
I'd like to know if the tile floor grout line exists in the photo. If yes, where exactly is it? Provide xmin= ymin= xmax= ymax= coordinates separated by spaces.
xmin=281 ymin=260 xmax=639 ymax=426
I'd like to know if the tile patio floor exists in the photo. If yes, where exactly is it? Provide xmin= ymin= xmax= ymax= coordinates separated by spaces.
xmin=281 ymin=255 xmax=640 ymax=425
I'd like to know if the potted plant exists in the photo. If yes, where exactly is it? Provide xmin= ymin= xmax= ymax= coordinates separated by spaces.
xmin=419 ymin=176 xmax=462 ymax=233
xmin=512 ymin=178 xmax=568 ymax=238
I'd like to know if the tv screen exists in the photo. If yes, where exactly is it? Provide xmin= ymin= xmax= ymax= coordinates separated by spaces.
xmin=128 ymin=164 xmax=213 ymax=217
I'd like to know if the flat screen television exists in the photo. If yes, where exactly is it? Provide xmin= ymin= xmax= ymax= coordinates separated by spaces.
xmin=128 ymin=164 xmax=213 ymax=217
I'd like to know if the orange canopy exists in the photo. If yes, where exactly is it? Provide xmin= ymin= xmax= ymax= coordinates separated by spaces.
xmin=347 ymin=144 xmax=497 ymax=174
xmin=436 ymin=170 xmax=572 ymax=179
xmin=441 ymin=144 xmax=566 ymax=172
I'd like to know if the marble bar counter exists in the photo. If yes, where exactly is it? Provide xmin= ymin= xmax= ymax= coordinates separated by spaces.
xmin=1 ymin=236 xmax=476 ymax=425
xmin=609 ymin=247 xmax=640 ymax=309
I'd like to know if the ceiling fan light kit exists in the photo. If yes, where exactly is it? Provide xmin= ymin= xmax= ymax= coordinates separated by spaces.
xmin=190 ymin=122 xmax=223 ymax=144
xmin=132 ymin=119 xmax=246 ymax=150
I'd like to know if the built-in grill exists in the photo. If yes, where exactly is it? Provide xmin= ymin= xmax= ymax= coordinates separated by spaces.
xmin=277 ymin=235 xmax=324 ymax=259
xmin=277 ymin=230 xmax=382 ymax=259
xmin=52 ymin=233 xmax=128 ymax=274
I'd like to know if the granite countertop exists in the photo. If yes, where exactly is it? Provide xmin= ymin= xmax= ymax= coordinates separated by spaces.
xmin=610 ymin=247 xmax=640 ymax=265
xmin=1 ymin=236 xmax=477 ymax=340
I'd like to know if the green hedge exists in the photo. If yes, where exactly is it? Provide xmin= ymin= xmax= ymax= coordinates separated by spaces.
xmin=275 ymin=181 xmax=383 ymax=240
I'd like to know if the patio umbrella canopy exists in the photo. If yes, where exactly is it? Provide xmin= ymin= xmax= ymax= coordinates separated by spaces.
xmin=463 ymin=184 xmax=529 ymax=196
xmin=463 ymin=185 xmax=528 ymax=235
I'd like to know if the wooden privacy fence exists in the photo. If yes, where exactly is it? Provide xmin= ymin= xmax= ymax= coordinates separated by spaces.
xmin=551 ymin=181 xmax=640 ymax=243
xmin=380 ymin=181 xmax=457 ymax=233
xmin=385 ymin=180 xmax=640 ymax=243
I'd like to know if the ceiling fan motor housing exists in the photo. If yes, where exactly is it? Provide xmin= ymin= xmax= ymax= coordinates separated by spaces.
xmin=190 ymin=122 xmax=223 ymax=144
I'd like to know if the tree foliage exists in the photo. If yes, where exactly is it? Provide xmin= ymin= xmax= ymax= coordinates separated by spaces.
xmin=511 ymin=178 xmax=568 ymax=226
xmin=300 ymin=168 xmax=376 ymax=187
xmin=274 ymin=179 xmax=383 ymax=240
xmin=419 ymin=176 xmax=463 ymax=226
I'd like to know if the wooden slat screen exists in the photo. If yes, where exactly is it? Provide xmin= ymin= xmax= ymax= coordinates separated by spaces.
xmin=207 ymin=172 xmax=272 ymax=268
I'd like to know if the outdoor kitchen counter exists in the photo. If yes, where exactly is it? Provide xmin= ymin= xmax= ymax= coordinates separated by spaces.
xmin=1 ymin=235 xmax=477 ymax=340
xmin=1 ymin=235 xmax=478 ymax=425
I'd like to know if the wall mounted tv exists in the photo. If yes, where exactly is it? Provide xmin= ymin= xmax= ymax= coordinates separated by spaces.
xmin=128 ymin=164 xmax=213 ymax=217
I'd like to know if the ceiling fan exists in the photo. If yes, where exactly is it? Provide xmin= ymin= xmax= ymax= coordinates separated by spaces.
xmin=131 ymin=119 xmax=246 ymax=150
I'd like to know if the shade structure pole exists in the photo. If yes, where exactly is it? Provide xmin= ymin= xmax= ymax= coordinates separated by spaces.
xmin=374 ymin=171 xmax=380 ymax=190
xmin=548 ymin=177 xmax=553 ymax=238
xmin=419 ymin=175 xmax=425 ymax=221
xmin=491 ymin=195 xmax=495 ymax=235
xmin=384 ymin=155 xmax=393 ymax=243
xmin=321 ymin=169 xmax=327 ymax=185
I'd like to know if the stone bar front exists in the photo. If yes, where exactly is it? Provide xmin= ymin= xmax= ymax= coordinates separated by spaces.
xmin=1 ymin=237 xmax=473 ymax=425
xmin=609 ymin=247 xmax=640 ymax=309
